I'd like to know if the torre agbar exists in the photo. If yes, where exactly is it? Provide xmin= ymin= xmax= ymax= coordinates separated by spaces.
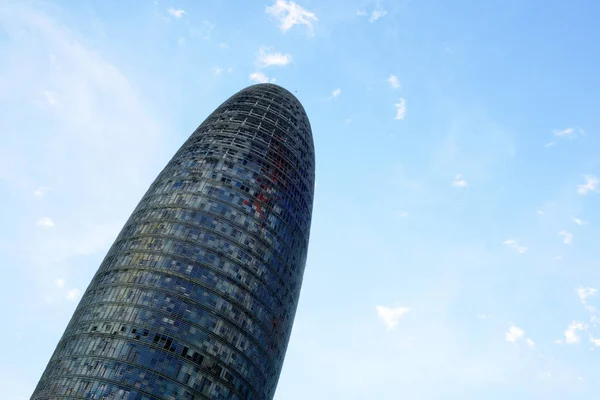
xmin=31 ymin=84 xmax=315 ymax=400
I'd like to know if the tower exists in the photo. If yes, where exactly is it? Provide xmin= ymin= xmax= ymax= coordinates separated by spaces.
xmin=31 ymin=83 xmax=315 ymax=400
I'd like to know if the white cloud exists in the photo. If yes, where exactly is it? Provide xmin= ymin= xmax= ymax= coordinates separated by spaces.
xmin=330 ymin=88 xmax=341 ymax=98
xmin=387 ymin=74 xmax=400 ymax=89
xmin=558 ymin=230 xmax=573 ymax=244
xmin=477 ymin=313 xmax=491 ymax=319
xmin=395 ymin=210 xmax=408 ymax=218
xmin=573 ymin=217 xmax=587 ymax=226
xmin=544 ymin=141 xmax=555 ymax=147
xmin=212 ymin=67 xmax=222 ymax=76
xmin=538 ymin=371 xmax=552 ymax=379
xmin=34 ymin=186 xmax=48 ymax=197
xmin=553 ymin=127 xmax=579 ymax=138
xmin=55 ymin=278 xmax=65 ymax=288
xmin=0 ymin=4 xmax=166 ymax=289
xmin=451 ymin=173 xmax=468 ymax=187
xmin=65 ymin=288 xmax=81 ymax=301
xmin=376 ymin=305 xmax=410 ymax=330
xmin=591 ymin=337 xmax=600 ymax=347
xmin=577 ymin=287 xmax=597 ymax=313
xmin=505 ymin=326 xmax=525 ymax=343
xmin=356 ymin=10 xmax=368 ymax=16
xmin=564 ymin=321 xmax=585 ymax=344
xmin=167 ymin=8 xmax=186 ymax=19
xmin=503 ymin=239 xmax=528 ymax=254
xmin=577 ymin=175 xmax=599 ymax=195
xmin=265 ymin=0 xmax=318 ymax=36
xmin=249 ymin=72 xmax=275 ymax=84
xmin=42 ymin=90 xmax=59 ymax=107
xmin=256 ymin=46 xmax=292 ymax=68
xmin=394 ymin=98 xmax=406 ymax=120
xmin=505 ymin=326 xmax=535 ymax=348
xmin=36 ymin=217 xmax=55 ymax=229
xmin=369 ymin=5 xmax=388 ymax=23
xmin=218 ymin=42 xmax=228 ymax=49
xmin=536 ymin=209 xmax=544 ymax=215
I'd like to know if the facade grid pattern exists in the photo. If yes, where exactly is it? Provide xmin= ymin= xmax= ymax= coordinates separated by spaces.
xmin=31 ymin=83 xmax=315 ymax=400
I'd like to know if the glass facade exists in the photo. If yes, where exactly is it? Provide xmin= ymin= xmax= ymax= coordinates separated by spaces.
xmin=31 ymin=83 xmax=315 ymax=400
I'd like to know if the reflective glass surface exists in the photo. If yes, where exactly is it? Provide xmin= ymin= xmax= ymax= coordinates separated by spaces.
xmin=31 ymin=83 xmax=315 ymax=400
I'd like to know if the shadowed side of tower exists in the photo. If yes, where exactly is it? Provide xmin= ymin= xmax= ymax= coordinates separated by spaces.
xmin=31 ymin=83 xmax=315 ymax=400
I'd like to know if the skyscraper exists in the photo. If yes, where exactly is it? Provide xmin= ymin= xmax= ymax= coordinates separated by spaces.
xmin=31 ymin=83 xmax=315 ymax=400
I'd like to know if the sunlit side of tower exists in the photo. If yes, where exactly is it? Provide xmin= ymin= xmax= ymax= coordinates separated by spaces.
xmin=31 ymin=83 xmax=315 ymax=400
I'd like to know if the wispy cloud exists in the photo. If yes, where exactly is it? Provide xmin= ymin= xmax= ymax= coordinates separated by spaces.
xmin=36 ymin=217 xmax=55 ymax=229
xmin=55 ymin=278 xmax=65 ymax=288
xmin=544 ymin=141 xmax=555 ymax=147
xmin=505 ymin=325 xmax=535 ymax=347
xmin=357 ymin=5 xmax=388 ymax=22
xmin=167 ymin=8 xmax=186 ymax=19
xmin=358 ymin=2 xmax=389 ymax=23
xmin=249 ymin=72 xmax=275 ymax=84
xmin=41 ymin=90 xmax=59 ymax=107
xmin=577 ymin=175 xmax=599 ymax=195
xmin=564 ymin=321 xmax=585 ymax=344
xmin=65 ymin=288 xmax=81 ymax=301
xmin=503 ymin=239 xmax=528 ymax=254
xmin=577 ymin=287 xmax=597 ymax=313
xmin=212 ymin=67 xmax=222 ymax=76
xmin=394 ymin=210 xmax=409 ymax=218
xmin=376 ymin=305 xmax=410 ymax=330
xmin=505 ymin=326 xmax=525 ymax=342
xmin=387 ymin=74 xmax=400 ymax=89
xmin=369 ymin=5 xmax=388 ymax=23
xmin=256 ymin=46 xmax=292 ymax=68
xmin=34 ymin=186 xmax=48 ymax=197
xmin=327 ymin=88 xmax=341 ymax=99
xmin=451 ymin=174 xmax=468 ymax=187
xmin=553 ymin=127 xmax=583 ymax=139
xmin=558 ymin=230 xmax=573 ymax=244
xmin=265 ymin=0 xmax=317 ymax=36
xmin=538 ymin=371 xmax=552 ymax=379
xmin=553 ymin=127 xmax=575 ymax=137
xmin=394 ymin=98 xmax=406 ymax=120
xmin=0 ymin=4 xmax=167 ymax=291
xmin=573 ymin=217 xmax=587 ymax=226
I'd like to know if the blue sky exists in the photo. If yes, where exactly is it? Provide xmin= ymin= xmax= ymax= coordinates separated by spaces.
xmin=2 ymin=0 xmax=600 ymax=398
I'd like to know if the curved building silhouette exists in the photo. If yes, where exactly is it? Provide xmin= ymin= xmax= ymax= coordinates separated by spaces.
xmin=31 ymin=83 xmax=315 ymax=400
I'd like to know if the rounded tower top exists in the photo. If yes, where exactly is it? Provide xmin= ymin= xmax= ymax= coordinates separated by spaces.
xmin=208 ymin=82 xmax=316 ymax=201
